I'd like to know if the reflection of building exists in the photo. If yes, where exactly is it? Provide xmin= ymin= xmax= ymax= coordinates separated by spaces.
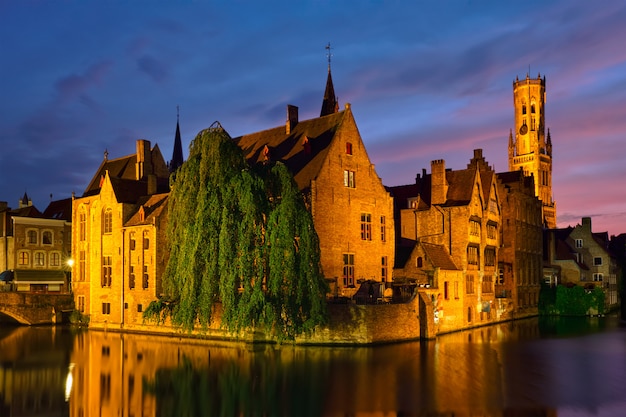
xmin=391 ymin=149 xmax=502 ymax=331
xmin=544 ymin=217 xmax=619 ymax=311
xmin=71 ymin=140 xmax=171 ymax=328
xmin=508 ymin=73 xmax=556 ymax=228
xmin=0 ymin=194 xmax=72 ymax=292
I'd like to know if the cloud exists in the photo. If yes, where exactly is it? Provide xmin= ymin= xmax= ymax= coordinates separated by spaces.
xmin=137 ymin=55 xmax=168 ymax=83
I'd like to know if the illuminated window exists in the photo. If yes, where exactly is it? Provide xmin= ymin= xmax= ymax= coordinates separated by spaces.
xmin=343 ymin=170 xmax=355 ymax=188
xmin=467 ymin=245 xmax=479 ymax=265
xmin=343 ymin=254 xmax=354 ymax=287
xmin=360 ymin=213 xmax=372 ymax=240
xmin=18 ymin=251 xmax=29 ymax=266
xmin=470 ymin=220 xmax=480 ymax=237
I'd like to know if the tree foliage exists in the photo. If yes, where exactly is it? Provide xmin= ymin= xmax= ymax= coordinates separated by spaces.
xmin=144 ymin=124 xmax=328 ymax=339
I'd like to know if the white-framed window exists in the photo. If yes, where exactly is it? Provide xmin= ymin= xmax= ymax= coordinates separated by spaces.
xmin=50 ymin=252 xmax=61 ymax=267
xmin=42 ymin=230 xmax=53 ymax=245
xmin=593 ymin=273 xmax=603 ymax=282
xmin=34 ymin=251 xmax=46 ymax=267
xmin=575 ymin=239 xmax=583 ymax=248
xmin=343 ymin=170 xmax=355 ymax=188
xmin=18 ymin=251 xmax=30 ymax=266
xmin=102 ymin=256 xmax=112 ymax=287
xmin=27 ymin=229 xmax=38 ymax=244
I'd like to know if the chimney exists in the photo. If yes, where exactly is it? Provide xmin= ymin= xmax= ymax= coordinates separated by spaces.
xmin=147 ymin=174 xmax=157 ymax=195
xmin=582 ymin=217 xmax=592 ymax=233
xmin=431 ymin=159 xmax=448 ymax=205
xmin=286 ymin=105 xmax=298 ymax=134
xmin=136 ymin=139 xmax=153 ymax=180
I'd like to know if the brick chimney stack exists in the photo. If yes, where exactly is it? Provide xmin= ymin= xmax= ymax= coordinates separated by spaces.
xmin=136 ymin=140 xmax=153 ymax=180
xmin=431 ymin=159 xmax=448 ymax=205
xmin=286 ymin=105 xmax=298 ymax=135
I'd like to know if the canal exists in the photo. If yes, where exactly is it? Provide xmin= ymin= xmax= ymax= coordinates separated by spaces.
xmin=0 ymin=315 xmax=625 ymax=416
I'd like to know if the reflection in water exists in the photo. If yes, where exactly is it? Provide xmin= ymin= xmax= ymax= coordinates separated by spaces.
xmin=2 ymin=316 xmax=625 ymax=416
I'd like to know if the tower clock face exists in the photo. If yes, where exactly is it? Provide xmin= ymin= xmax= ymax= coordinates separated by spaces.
xmin=519 ymin=124 xmax=528 ymax=135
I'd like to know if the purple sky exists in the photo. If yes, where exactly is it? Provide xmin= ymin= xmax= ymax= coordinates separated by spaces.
xmin=1 ymin=1 xmax=625 ymax=236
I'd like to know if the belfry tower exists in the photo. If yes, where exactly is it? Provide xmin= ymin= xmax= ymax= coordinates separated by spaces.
xmin=508 ymin=73 xmax=556 ymax=228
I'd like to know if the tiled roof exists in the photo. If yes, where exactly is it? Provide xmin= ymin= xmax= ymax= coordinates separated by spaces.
xmin=42 ymin=198 xmax=72 ymax=221
xmin=233 ymin=109 xmax=347 ymax=191
xmin=443 ymin=169 xmax=475 ymax=206
xmin=421 ymin=242 xmax=459 ymax=270
xmin=125 ymin=193 xmax=169 ymax=227
xmin=9 ymin=205 xmax=42 ymax=218
xmin=84 ymin=154 xmax=137 ymax=196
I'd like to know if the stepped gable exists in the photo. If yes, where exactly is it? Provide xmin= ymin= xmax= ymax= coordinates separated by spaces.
xmin=233 ymin=109 xmax=346 ymax=192
xmin=42 ymin=198 xmax=72 ymax=221
xmin=125 ymin=193 xmax=169 ymax=227
xmin=421 ymin=242 xmax=459 ymax=270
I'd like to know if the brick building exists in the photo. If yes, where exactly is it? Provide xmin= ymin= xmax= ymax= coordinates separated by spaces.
xmin=391 ymin=149 xmax=502 ymax=331
xmin=71 ymin=140 xmax=171 ymax=327
xmin=0 ymin=194 xmax=72 ymax=292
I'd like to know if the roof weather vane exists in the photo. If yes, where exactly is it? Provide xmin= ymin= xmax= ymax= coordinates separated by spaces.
xmin=325 ymin=42 xmax=333 ymax=70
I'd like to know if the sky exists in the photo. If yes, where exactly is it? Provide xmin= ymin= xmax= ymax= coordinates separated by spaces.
xmin=1 ymin=0 xmax=625 ymax=236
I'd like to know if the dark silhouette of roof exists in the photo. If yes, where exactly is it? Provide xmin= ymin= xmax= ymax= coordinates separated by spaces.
xmin=169 ymin=118 xmax=184 ymax=173
xmin=42 ymin=198 xmax=72 ymax=221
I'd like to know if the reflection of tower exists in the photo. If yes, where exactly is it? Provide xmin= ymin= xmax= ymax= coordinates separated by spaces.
xmin=508 ymin=73 xmax=556 ymax=228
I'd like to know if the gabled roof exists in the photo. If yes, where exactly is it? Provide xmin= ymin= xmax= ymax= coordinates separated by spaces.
xmin=125 ymin=193 xmax=169 ymax=227
xmin=42 ymin=198 xmax=72 ymax=221
xmin=233 ymin=109 xmax=348 ymax=191
xmin=9 ymin=205 xmax=42 ymax=218
xmin=443 ymin=169 xmax=476 ymax=206
xmin=421 ymin=242 xmax=459 ymax=270
xmin=84 ymin=153 xmax=138 ymax=196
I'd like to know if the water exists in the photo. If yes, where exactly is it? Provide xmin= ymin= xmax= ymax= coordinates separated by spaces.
xmin=1 ymin=316 xmax=625 ymax=416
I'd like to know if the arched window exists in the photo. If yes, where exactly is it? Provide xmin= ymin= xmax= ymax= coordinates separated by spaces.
xmin=34 ymin=252 xmax=45 ymax=267
xmin=42 ymin=230 xmax=53 ymax=245
xmin=103 ymin=208 xmax=113 ymax=234
xmin=27 ymin=230 xmax=38 ymax=244
xmin=18 ymin=251 xmax=29 ymax=266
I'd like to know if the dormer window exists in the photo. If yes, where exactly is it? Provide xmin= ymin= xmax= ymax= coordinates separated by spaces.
xmin=346 ymin=142 xmax=353 ymax=155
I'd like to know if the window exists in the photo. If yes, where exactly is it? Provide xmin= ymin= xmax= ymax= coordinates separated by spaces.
xmin=593 ymin=273 xmax=603 ymax=282
xmin=137 ymin=304 xmax=143 ymax=313
xmin=77 ymin=296 xmax=85 ymax=313
xmin=18 ymin=251 xmax=29 ymax=266
xmin=34 ymin=252 xmax=45 ymax=267
xmin=103 ymin=208 xmax=113 ymax=234
xmin=346 ymin=142 xmax=353 ymax=155
xmin=380 ymin=216 xmax=386 ymax=242
xmin=343 ymin=170 xmax=355 ymax=188
xmin=484 ymin=248 xmax=496 ymax=266
xmin=129 ymin=266 xmax=135 ymax=289
xmin=444 ymin=281 xmax=449 ymax=300
xmin=470 ymin=220 xmax=480 ymax=237
xmin=381 ymin=256 xmax=388 ymax=282
xmin=143 ymin=231 xmax=150 ymax=250
xmin=482 ymin=275 xmax=493 ymax=293
xmin=79 ymin=251 xmax=86 ymax=281
xmin=466 ymin=274 xmax=475 ymax=294
xmin=417 ymin=257 xmax=423 ymax=268
xmin=531 ymin=103 xmax=536 ymax=114
xmin=487 ymin=223 xmax=497 ymax=239
xmin=467 ymin=307 xmax=472 ymax=323
xmin=79 ymin=210 xmax=86 ymax=241
xmin=27 ymin=230 xmax=38 ymax=244
xmin=467 ymin=245 xmax=479 ymax=265
xmin=498 ymin=268 xmax=504 ymax=285
xmin=454 ymin=281 xmax=459 ymax=299
xmin=522 ymin=104 xmax=527 ymax=115
xmin=575 ymin=239 xmax=583 ymax=248
xmin=593 ymin=257 xmax=603 ymax=266
xmin=102 ymin=303 xmax=111 ymax=315
xmin=50 ymin=252 xmax=60 ymax=267
xmin=102 ymin=256 xmax=112 ymax=287
xmin=142 ymin=265 xmax=149 ymax=289
xmin=343 ymin=254 xmax=355 ymax=287
xmin=42 ymin=231 xmax=52 ymax=245
xmin=360 ymin=213 xmax=372 ymax=240
xmin=129 ymin=232 xmax=136 ymax=250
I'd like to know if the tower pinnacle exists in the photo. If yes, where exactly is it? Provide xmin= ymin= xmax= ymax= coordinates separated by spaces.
xmin=320 ymin=43 xmax=339 ymax=117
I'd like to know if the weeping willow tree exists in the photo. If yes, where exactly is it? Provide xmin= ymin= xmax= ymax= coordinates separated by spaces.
xmin=144 ymin=123 xmax=328 ymax=340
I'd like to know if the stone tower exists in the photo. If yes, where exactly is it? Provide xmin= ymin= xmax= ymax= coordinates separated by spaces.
xmin=508 ymin=73 xmax=556 ymax=228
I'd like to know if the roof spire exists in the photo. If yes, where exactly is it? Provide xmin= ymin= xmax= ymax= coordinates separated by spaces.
xmin=169 ymin=105 xmax=184 ymax=173
xmin=320 ymin=42 xmax=339 ymax=117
